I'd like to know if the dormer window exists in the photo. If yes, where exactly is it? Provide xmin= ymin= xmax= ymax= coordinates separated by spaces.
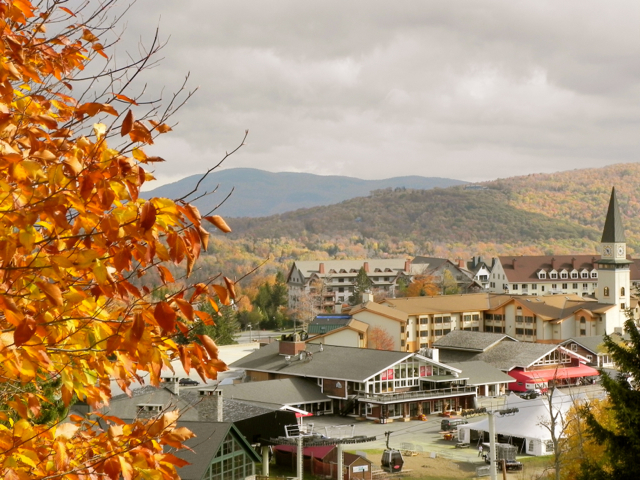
xmin=571 ymin=270 xmax=578 ymax=279
xmin=560 ymin=270 xmax=568 ymax=279
xmin=581 ymin=270 xmax=589 ymax=279
xmin=538 ymin=270 xmax=547 ymax=279
xmin=550 ymin=271 xmax=558 ymax=279
xmin=591 ymin=271 xmax=598 ymax=279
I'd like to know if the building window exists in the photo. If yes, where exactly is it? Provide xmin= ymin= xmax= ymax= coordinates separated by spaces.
xmin=591 ymin=271 xmax=598 ymax=278
xmin=583 ymin=283 xmax=589 ymax=290
xmin=561 ymin=272 xmax=568 ymax=279
xmin=512 ymin=284 xmax=519 ymax=290
xmin=621 ymin=287 xmax=626 ymax=296
xmin=580 ymin=329 xmax=586 ymax=336
xmin=516 ymin=328 xmax=524 ymax=335
xmin=581 ymin=271 xmax=588 ymax=279
xmin=551 ymin=284 xmax=557 ymax=289
xmin=571 ymin=343 xmax=577 ymax=351
xmin=538 ymin=271 xmax=547 ymax=279
xmin=621 ymin=303 xmax=626 ymax=309
xmin=580 ymin=316 xmax=586 ymax=324
xmin=550 ymin=272 xmax=558 ymax=279
xmin=604 ymin=287 xmax=609 ymax=297
xmin=562 ymin=283 xmax=568 ymax=289
xmin=572 ymin=283 xmax=578 ymax=289
xmin=531 ymin=284 xmax=537 ymax=290
xmin=571 ymin=272 xmax=578 ymax=279
xmin=587 ymin=355 xmax=593 ymax=362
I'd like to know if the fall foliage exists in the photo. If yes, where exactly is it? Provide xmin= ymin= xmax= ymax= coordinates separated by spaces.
xmin=0 ymin=1 xmax=235 ymax=478
xmin=368 ymin=326 xmax=395 ymax=351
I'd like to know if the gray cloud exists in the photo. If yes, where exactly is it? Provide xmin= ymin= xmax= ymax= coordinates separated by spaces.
xmin=107 ymin=0 xmax=640 ymax=185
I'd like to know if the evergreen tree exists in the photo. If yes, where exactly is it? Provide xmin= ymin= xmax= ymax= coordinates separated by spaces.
xmin=252 ymin=272 xmax=289 ymax=329
xmin=349 ymin=267 xmax=373 ymax=305
xmin=578 ymin=317 xmax=640 ymax=480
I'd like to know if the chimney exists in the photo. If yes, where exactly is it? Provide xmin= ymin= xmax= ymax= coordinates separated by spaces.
xmin=162 ymin=376 xmax=180 ymax=395
xmin=279 ymin=332 xmax=307 ymax=355
xmin=319 ymin=263 xmax=325 ymax=274
xmin=404 ymin=259 xmax=411 ymax=273
xmin=335 ymin=303 xmax=343 ymax=313
xmin=363 ymin=262 xmax=369 ymax=272
xmin=572 ymin=257 xmax=576 ymax=269
xmin=430 ymin=347 xmax=439 ymax=363
xmin=457 ymin=258 xmax=465 ymax=268
xmin=137 ymin=404 xmax=164 ymax=419
xmin=512 ymin=258 xmax=517 ymax=268
xmin=362 ymin=292 xmax=374 ymax=303
xmin=551 ymin=257 xmax=556 ymax=269
xmin=198 ymin=389 xmax=223 ymax=422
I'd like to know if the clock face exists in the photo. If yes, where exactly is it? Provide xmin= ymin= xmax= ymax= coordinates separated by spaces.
xmin=603 ymin=246 xmax=612 ymax=256
xmin=618 ymin=245 xmax=625 ymax=257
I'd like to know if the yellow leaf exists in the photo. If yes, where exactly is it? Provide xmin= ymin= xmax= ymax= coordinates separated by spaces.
xmin=93 ymin=123 xmax=106 ymax=139
xmin=55 ymin=422 xmax=79 ymax=440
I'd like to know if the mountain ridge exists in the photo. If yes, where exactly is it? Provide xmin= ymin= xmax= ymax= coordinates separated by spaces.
xmin=142 ymin=167 xmax=466 ymax=217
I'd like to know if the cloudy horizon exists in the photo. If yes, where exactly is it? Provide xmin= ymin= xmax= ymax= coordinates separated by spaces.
xmin=109 ymin=1 xmax=639 ymax=186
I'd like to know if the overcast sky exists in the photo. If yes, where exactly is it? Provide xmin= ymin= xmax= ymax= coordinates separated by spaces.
xmin=111 ymin=1 xmax=639 ymax=186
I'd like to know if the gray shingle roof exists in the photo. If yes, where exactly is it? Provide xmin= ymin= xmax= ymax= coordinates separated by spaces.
xmin=216 ymin=378 xmax=328 ymax=407
xmin=447 ymin=361 xmax=513 ymax=385
xmin=433 ymin=330 xmax=516 ymax=352
xmin=173 ymin=422 xmax=261 ymax=480
xmin=563 ymin=336 xmax=608 ymax=354
xmin=447 ymin=341 xmax=558 ymax=371
xmin=230 ymin=342 xmax=412 ymax=382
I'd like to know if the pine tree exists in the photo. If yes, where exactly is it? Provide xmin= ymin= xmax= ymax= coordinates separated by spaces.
xmin=349 ymin=267 xmax=373 ymax=305
xmin=578 ymin=317 xmax=640 ymax=480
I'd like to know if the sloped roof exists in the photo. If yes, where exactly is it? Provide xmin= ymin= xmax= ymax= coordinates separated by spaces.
xmin=308 ymin=315 xmax=353 ymax=334
xmin=562 ymin=335 xmax=608 ymax=354
xmin=216 ymin=378 xmax=328 ymax=408
xmin=447 ymin=361 xmax=513 ymax=386
xmin=513 ymin=295 xmax=614 ymax=320
xmin=601 ymin=187 xmax=625 ymax=243
xmin=459 ymin=342 xmax=559 ymax=371
xmin=230 ymin=342 xmax=414 ymax=382
xmin=348 ymin=300 xmax=408 ymax=322
xmin=173 ymin=422 xmax=261 ymax=480
xmin=383 ymin=293 xmax=511 ymax=315
xmin=289 ymin=259 xmax=409 ymax=280
xmin=433 ymin=330 xmax=516 ymax=352
xmin=498 ymin=255 xmax=599 ymax=283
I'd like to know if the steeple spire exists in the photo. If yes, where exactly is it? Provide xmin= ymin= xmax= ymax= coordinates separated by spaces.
xmin=601 ymin=187 xmax=625 ymax=243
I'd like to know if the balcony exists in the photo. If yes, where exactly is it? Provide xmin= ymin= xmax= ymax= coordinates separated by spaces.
xmin=356 ymin=386 xmax=476 ymax=404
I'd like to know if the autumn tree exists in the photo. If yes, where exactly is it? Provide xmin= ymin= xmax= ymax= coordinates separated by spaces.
xmin=578 ymin=317 xmax=640 ymax=480
xmin=0 ymin=1 xmax=237 ymax=478
xmin=368 ymin=326 xmax=395 ymax=351
xmin=405 ymin=274 xmax=439 ymax=297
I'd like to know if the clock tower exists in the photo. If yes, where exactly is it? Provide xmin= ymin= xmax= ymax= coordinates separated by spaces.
xmin=596 ymin=187 xmax=631 ymax=312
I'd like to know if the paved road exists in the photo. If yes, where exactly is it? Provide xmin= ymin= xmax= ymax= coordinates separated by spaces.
xmin=305 ymin=414 xmax=487 ymax=464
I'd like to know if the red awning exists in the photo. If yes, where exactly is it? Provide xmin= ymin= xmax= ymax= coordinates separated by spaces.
xmin=512 ymin=364 xmax=599 ymax=382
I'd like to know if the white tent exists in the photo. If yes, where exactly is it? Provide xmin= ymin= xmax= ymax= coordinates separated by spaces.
xmin=458 ymin=390 xmax=582 ymax=456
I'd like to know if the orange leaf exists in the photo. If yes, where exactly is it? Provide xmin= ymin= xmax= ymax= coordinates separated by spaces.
xmin=128 ymin=121 xmax=154 ymax=144
xmin=36 ymin=281 xmax=64 ymax=306
xmin=211 ymin=284 xmax=230 ymax=306
xmin=175 ymin=298 xmax=194 ymax=321
xmin=81 ymin=28 xmax=99 ymax=43
xmin=157 ymin=265 xmax=175 ymax=285
xmin=145 ymin=156 xmax=165 ymax=163
xmin=59 ymin=6 xmax=75 ymax=16
xmin=113 ymin=93 xmax=139 ymax=105
xmin=154 ymin=302 xmax=176 ymax=333
xmin=223 ymin=277 xmax=236 ymax=300
xmin=130 ymin=313 xmax=144 ymax=343
xmin=204 ymin=215 xmax=231 ymax=233
xmin=196 ymin=309 xmax=215 ymax=325
xmin=140 ymin=201 xmax=156 ymax=231
xmin=197 ymin=334 xmax=220 ymax=360
xmin=121 ymin=109 xmax=133 ymax=136
xmin=14 ymin=315 xmax=36 ymax=346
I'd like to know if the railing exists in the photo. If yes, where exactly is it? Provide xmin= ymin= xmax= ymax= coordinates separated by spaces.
xmin=357 ymin=386 xmax=476 ymax=404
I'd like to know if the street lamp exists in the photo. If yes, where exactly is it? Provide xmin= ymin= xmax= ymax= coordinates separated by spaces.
xmin=248 ymin=324 xmax=252 ymax=342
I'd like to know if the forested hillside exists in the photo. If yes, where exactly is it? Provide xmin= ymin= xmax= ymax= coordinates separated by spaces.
xmin=229 ymin=187 xmax=598 ymax=246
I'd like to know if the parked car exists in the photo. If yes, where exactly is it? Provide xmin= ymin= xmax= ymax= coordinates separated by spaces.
xmin=179 ymin=378 xmax=199 ymax=386
xmin=440 ymin=418 xmax=468 ymax=431
xmin=519 ymin=389 xmax=539 ymax=399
